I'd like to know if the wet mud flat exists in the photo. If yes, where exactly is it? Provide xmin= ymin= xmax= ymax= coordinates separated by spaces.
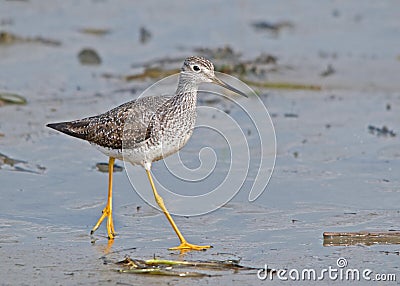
xmin=1 ymin=1 xmax=400 ymax=285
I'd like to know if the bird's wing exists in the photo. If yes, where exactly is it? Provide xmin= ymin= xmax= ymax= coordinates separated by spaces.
xmin=47 ymin=95 xmax=171 ymax=150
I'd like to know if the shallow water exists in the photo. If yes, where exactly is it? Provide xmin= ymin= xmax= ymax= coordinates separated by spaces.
xmin=1 ymin=1 xmax=399 ymax=285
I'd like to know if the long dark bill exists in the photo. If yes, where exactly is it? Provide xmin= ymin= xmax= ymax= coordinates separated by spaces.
xmin=212 ymin=76 xmax=248 ymax=98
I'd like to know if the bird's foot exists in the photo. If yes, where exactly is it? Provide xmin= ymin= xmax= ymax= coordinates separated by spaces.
xmin=169 ymin=241 xmax=212 ymax=251
xmin=90 ymin=206 xmax=115 ymax=240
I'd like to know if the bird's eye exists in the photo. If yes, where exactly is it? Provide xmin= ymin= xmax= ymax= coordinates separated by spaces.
xmin=192 ymin=65 xmax=200 ymax=72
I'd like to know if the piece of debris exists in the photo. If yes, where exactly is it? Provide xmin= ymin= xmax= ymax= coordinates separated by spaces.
xmin=251 ymin=21 xmax=294 ymax=34
xmin=78 ymin=28 xmax=111 ymax=36
xmin=380 ymin=250 xmax=400 ymax=256
xmin=320 ymin=64 xmax=335 ymax=77
xmin=0 ymin=31 xmax=61 ymax=46
xmin=254 ymin=53 xmax=278 ymax=65
xmin=0 ymin=92 xmax=27 ymax=105
xmin=123 ymin=67 xmax=179 ymax=81
xmin=139 ymin=26 xmax=152 ymax=44
xmin=78 ymin=48 xmax=102 ymax=65
xmin=95 ymin=162 xmax=123 ymax=173
xmin=241 ymin=78 xmax=321 ymax=91
xmin=116 ymin=256 xmax=255 ymax=277
xmin=0 ymin=152 xmax=45 ymax=174
xmin=368 ymin=125 xmax=396 ymax=137
xmin=323 ymin=231 xmax=400 ymax=246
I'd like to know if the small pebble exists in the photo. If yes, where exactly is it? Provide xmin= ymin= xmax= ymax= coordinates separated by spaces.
xmin=96 ymin=162 xmax=123 ymax=173
xmin=78 ymin=48 xmax=102 ymax=65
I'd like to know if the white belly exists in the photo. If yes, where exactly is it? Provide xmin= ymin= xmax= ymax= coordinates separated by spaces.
xmin=92 ymin=130 xmax=192 ymax=167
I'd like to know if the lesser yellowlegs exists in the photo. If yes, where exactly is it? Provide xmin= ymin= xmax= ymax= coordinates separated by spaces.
xmin=47 ymin=56 xmax=247 ymax=251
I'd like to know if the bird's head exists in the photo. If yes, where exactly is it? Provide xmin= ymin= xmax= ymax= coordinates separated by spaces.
xmin=181 ymin=56 xmax=248 ymax=97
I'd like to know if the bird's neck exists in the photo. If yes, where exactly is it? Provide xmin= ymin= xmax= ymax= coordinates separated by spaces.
xmin=174 ymin=72 xmax=198 ymax=106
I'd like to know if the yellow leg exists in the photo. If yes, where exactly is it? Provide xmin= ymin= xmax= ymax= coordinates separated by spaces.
xmin=145 ymin=169 xmax=211 ymax=251
xmin=91 ymin=157 xmax=116 ymax=240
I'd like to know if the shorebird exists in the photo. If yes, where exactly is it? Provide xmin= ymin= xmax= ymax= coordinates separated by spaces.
xmin=47 ymin=56 xmax=247 ymax=251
